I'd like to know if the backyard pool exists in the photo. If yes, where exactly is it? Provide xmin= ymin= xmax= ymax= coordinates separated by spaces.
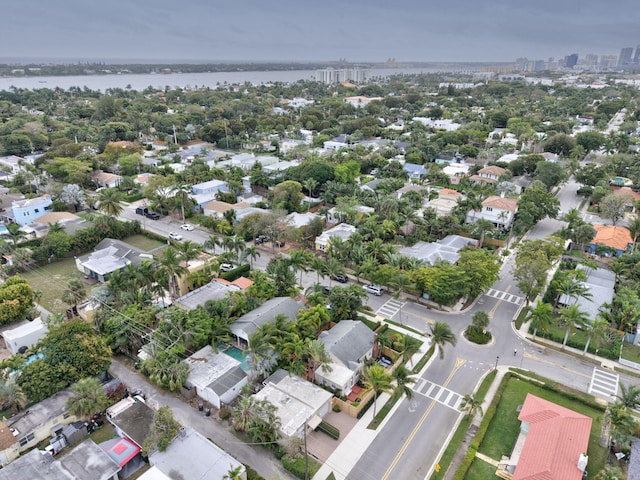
xmin=222 ymin=345 xmax=250 ymax=373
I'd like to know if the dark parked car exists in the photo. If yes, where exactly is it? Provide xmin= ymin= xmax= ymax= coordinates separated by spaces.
xmin=255 ymin=235 xmax=270 ymax=245
xmin=135 ymin=206 xmax=148 ymax=215
xmin=145 ymin=211 xmax=160 ymax=220
xmin=332 ymin=274 xmax=348 ymax=283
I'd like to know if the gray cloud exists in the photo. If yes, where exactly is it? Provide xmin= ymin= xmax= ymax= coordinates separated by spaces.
xmin=2 ymin=0 xmax=638 ymax=62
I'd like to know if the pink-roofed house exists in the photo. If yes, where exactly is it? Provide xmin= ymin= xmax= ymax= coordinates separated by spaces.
xmin=498 ymin=393 xmax=592 ymax=480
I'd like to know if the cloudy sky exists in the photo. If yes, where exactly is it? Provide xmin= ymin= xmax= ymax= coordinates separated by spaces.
xmin=2 ymin=0 xmax=638 ymax=63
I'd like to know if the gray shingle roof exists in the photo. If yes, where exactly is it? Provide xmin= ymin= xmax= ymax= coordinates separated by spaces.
xmin=319 ymin=320 xmax=375 ymax=370
xmin=232 ymin=297 xmax=304 ymax=337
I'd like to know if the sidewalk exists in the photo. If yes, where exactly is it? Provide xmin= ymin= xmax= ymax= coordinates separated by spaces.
xmin=312 ymin=315 xmax=434 ymax=480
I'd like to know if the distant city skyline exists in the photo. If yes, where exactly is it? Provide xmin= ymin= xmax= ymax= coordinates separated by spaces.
xmin=2 ymin=0 xmax=639 ymax=64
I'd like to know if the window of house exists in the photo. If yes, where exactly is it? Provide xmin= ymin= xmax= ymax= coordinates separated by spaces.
xmin=34 ymin=209 xmax=39 ymax=213
xmin=19 ymin=433 xmax=35 ymax=447
xmin=485 ymin=207 xmax=493 ymax=212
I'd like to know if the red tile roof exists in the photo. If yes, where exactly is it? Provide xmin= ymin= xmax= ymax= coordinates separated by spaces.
xmin=514 ymin=394 xmax=591 ymax=480
xmin=593 ymin=225 xmax=632 ymax=251
xmin=482 ymin=196 xmax=518 ymax=211
xmin=614 ymin=187 xmax=640 ymax=202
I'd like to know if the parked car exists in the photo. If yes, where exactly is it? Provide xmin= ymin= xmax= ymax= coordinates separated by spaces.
xmin=219 ymin=263 xmax=234 ymax=272
xmin=255 ymin=235 xmax=270 ymax=245
xmin=168 ymin=232 xmax=183 ymax=241
xmin=364 ymin=284 xmax=383 ymax=296
xmin=322 ymin=286 xmax=331 ymax=295
xmin=145 ymin=211 xmax=160 ymax=220
xmin=180 ymin=224 xmax=194 ymax=231
xmin=332 ymin=274 xmax=348 ymax=283
xmin=135 ymin=206 xmax=148 ymax=216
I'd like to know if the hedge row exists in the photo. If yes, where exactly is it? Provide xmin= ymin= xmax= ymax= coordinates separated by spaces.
xmin=316 ymin=420 xmax=340 ymax=439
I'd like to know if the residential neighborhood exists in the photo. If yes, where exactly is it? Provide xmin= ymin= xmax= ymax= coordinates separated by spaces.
xmin=1 ymin=65 xmax=640 ymax=480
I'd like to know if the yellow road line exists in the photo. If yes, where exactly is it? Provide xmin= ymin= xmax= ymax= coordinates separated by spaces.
xmin=489 ymin=285 xmax=510 ymax=318
xmin=381 ymin=358 xmax=466 ymax=480
xmin=402 ymin=309 xmax=436 ymax=325
xmin=523 ymin=352 xmax=590 ymax=379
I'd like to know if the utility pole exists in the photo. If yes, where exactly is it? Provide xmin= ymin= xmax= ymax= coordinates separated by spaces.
xmin=303 ymin=422 xmax=309 ymax=480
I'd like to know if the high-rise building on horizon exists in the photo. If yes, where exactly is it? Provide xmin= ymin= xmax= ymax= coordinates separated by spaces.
xmin=564 ymin=53 xmax=578 ymax=68
xmin=634 ymin=44 xmax=640 ymax=65
xmin=619 ymin=47 xmax=633 ymax=66
xmin=600 ymin=55 xmax=618 ymax=69
xmin=315 ymin=68 xmax=370 ymax=84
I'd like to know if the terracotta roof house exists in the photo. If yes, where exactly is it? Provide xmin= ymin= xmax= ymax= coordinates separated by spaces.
xmin=468 ymin=165 xmax=506 ymax=185
xmin=467 ymin=196 xmax=518 ymax=229
xmin=500 ymin=394 xmax=591 ymax=480
xmin=425 ymin=188 xmax=463 ymax=217
xmin=589 ymin=225 xmax=633 ymax=256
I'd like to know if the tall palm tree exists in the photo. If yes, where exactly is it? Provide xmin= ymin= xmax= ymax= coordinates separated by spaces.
xmin=97 ymin=188 xmax=124 ymax=217
xmin=177 ymin=240 xmax=201 ymax=268
xmin=460 ymin=393 xmax=483 ymax=418
xmin=303 ymin=178 xmax=318 ymax=212
xmin=362 ymin=363 xmax=394 ymax=417
xmin=392 ymin=364 xmax=416 ymax=399
xmin=526 ymin=301 xmax=553 ymax=340
xmin=427 ymin=321 xmax=457 ymax=360
xmin=203 ymin=235 xmax=222 ymax=254
xmin=616 ymin=383 xmax=640 ymax=410
xmin=323 ymin=257 xmax=345 ymax=288
xmin=156 ymin=246 xmax=187 ymax=298
xmin=398 ymin=334 xmax=422 ymax=366
xmin=627 ymin=215 xmax=640 ymax=252
xmin=473 ymin=218 xmax=495 ymax=248
xmin=558 ymin=304 xmax=590 ymax=348
xmin=305 ymin=339 xmax=332 ymax=381
xmin=173 ymin=183 xmax=192 ymax=223
xmin=240 ymin=245 xmax=260 ymax=270
xmin=67 ymin=377 xmax=109 ymax=419
xmin=583 ymin=316 xmax=609 ymax=356
xmin=288 ymin=250 xmax=311 ymax=286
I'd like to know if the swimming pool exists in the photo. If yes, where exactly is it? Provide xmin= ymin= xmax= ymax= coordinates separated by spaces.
xmin=223 ymin=345 xmax=250 ymax=373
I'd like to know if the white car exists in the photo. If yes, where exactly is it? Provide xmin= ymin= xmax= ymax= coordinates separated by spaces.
xmin=219 ymin=263 xmax=234 ymax=272
xmin=180 ymin=224 xmax=194 ymax=231
xmin=364 ymin=284 xmax=383 ymax=296
xmin=168 ymin=232 xmax=183 ymax=241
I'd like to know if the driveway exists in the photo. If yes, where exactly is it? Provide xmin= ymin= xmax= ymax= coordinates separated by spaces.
xmin=109 ymin=358 xmax=294 ymax=480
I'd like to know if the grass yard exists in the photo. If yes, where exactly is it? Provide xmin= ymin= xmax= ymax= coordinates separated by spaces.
xmin=121 ymin=234 xmax=165 ymax=252
xmin=620 ymin=342 xmax=640 ymax=364
xmin=465 ymin=458 xmax=500 ymax=479
xmin=21 ymin=257 xmax=83 ymax=313
xmin=475 ymin=375 xmax=607 ymax=478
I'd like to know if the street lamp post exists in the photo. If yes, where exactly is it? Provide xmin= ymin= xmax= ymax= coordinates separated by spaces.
xmin=495 ymin=356 xmax=500 ymax=370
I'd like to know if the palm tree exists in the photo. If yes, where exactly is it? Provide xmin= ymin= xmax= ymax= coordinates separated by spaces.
xmin=627 ymin=215 xmax=640 ymax=252
xmin=558 ymin=304 xmax=590 ymax=348
xmin=67 ymin=377 xmax=109 ymax=419
xmin=472 ymin=218 xmax=495 ymax=248
xmin=97 ymin=188 xmax=124 ymax=217
xmin=392 ymin=364 xmax=416 ymax=399
xmin=323 ymin=257 xmax=345 ymax=288
xmin=471 ymin=311 xmax=490 ymax=331
xmin=223 ymin=465 xmax=244 ymax=480
xmin=362 ymin=363 xmax=394 ymax=417
xmin=583 ymin=316 xmax=609 ymax=356
xmin=156 ymin=246 xmax=187 ymax=298
xmin=289 ymin=250 xmax=311 ymax=286
xmin=177 ymin=240 xmax=201 ymax=268
xmin=240 ymin=245 xmax=260 ymax=270
xmin=232 ymin=395 xmax=257 ymax=432
xmin=203 ymin=235 xmax=222 ymax=254
xmin=173 ymin=183 xmax=191 ymax=223
xmin=460 ymin=393 xmax=483 ymax=418
xmin=0 ymin=375 xmax=27 ymax=413
xmin=427 ymin=321 xmax=457 ymax=360
xmin=526 ymin=301 xmax=554 ymax=340
xmin=398 ymin=334 xmax=422 ymax=366
xmin=303 ymin=178 xmax=318 ymax=212
xmin=305 ymin=339 xmax=332 ymax=381
xmin=616 ymin=383 xmax=640 ymax=410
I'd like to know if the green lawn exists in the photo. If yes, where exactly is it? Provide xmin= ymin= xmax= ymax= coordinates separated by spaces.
xmin=465 ymin=458 xmax=499 ymax=479
xmin=21 ymin=257 xmax=83 ymax=313
xmin=121 ymin=234 xmax=165 ymax=252
xmin=476 ymin=375 xmax=606 ymax=478
xmin=620 ymin=342 xmax=640 ymax=364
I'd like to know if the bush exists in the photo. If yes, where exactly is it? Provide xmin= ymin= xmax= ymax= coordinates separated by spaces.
xmin=218 ymin=406 xmax=231 ymax=420
xmin=464 ymin=326 xmax=492 ymax=345
xmin=220 ymin=264 xmax=251 ymax=281
xmin=316 ymin=420 xmax=340 ymax=439
xmin=282 ymin=454 xmax=319 ymax=479
xmin=452 ymin=446 xmax=477 ymax=480
xmin=332 ymin=404 xmax=341 ymax=412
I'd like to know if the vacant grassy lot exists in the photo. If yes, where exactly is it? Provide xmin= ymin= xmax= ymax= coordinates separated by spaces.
xmin=468 ymin=374 xmax=606 ymax=479
xmin=21 ymin=258 xmax=83 ymax=313
xmin=121 ymin=234 xmax=165 ymax=252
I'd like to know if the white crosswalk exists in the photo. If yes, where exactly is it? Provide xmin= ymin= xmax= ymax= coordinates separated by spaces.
xmin=589 ymin=367 xmax=619 ymax=402
xmin=412 ymin=379 xmax=463 ymax=411
xmin=376 ymin=298 xmax=406 ymax=319
xmin=485 ymin=288 xmax=525 ymax=305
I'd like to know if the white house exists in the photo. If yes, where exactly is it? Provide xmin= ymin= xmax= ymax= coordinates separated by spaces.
xmin=315 ymin=223 xmax=357 ymax=252
xmin=466 ymin=196 xmax=519 ymax=229
xmin=2 ymin=318 xmax=47 ymax=355
xmin=93 ymin=171 xmax=122 ymax=189
xmin=253 ymin=370 xmax=333 ymax=438
xmin=184 ymin=345 xmax=247 ymax=409
xmin=76 ymin=238 xmax=151 ymax=283
xmin=316 ymin=320 xmax=376 ymax=396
